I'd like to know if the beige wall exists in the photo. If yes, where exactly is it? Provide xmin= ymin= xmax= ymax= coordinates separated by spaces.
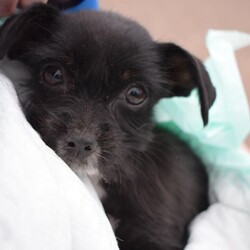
xmin=100 ymin=0 xmax=250 ymax=144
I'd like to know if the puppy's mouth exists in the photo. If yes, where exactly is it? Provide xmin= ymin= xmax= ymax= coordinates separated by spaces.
xmin=70 ymin=155 xmax=100 ymax=178
xmin=55 ymin=139 xmax=101 ymax=178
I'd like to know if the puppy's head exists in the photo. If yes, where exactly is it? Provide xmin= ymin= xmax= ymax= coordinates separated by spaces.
xmin=0 ymin=4 xmax=215 ymax=182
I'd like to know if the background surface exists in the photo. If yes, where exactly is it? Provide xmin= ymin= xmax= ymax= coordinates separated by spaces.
xmin=100 ymin=0 xmax=250 ymax=144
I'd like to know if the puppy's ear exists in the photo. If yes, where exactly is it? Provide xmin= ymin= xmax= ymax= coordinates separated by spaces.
xmin=157 ymin=43 xmax=216 ymax=125
xmin=0 ymin=4 xmax=59 ymax=60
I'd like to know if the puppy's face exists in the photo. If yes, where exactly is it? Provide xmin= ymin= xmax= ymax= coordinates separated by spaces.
xmin=0 ymin=5 xmax=215 ymax=182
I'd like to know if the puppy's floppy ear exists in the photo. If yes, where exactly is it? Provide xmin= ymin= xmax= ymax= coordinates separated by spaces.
xmin=0 ymin=4 xmax=60 ymax=60
xmin=157 ymin=43 xmax=216 ymax=125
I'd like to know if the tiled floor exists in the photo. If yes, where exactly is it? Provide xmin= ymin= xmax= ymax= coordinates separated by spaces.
xmin=100 ymin=0 xmax=250 ymax=144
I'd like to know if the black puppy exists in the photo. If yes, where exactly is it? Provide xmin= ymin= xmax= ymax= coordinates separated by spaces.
xmin=0 ymin=5 xmax=215 ymax=250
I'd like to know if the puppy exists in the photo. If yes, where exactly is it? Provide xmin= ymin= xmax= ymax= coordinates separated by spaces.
xmin=0 ymin=4 xmax=216 ymax=250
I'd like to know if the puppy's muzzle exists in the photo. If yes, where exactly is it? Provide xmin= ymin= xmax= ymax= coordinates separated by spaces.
xmin=67 ymin=133 xmax=97 ymax=160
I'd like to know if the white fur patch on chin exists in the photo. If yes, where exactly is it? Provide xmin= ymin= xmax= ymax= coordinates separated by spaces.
xmin=70 ymin=157 xmax=107 ymax=201
xmin=70 ymin=154 xmax=99 ymax=177
xmin=71 ymin=162 xmax=99 ymax=179
xmin=74 ymin=161 xmax=118 ymax=229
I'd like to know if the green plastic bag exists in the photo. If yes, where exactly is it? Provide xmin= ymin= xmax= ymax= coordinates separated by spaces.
xmin=154 ymin=30 xmax=250 ymax=177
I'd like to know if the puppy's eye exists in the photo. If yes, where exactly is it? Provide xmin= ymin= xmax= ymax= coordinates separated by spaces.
xmin=42 ymin=65 xmax=63 ymax=85
xmin=126 ymin=86 xmax=146 ymax=105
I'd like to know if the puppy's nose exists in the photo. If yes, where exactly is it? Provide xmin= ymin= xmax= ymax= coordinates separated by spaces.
xmin=67 ymin=136 xmax=97 ymax=158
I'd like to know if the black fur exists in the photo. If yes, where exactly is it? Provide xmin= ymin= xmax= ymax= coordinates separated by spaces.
xmin=0 ymin=4 xmax=216 ymax=250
